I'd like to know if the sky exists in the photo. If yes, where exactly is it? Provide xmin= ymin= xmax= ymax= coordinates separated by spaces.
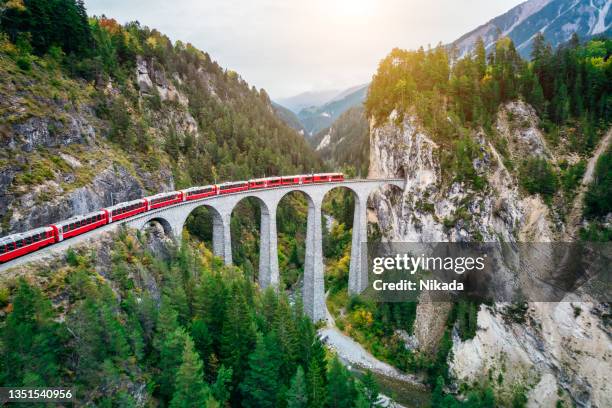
xmin=85 ymin=0 xmax=524 ymax=99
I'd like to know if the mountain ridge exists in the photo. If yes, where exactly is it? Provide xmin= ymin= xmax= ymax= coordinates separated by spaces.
xmin=451 ymin=0 xmax=612 ymax=58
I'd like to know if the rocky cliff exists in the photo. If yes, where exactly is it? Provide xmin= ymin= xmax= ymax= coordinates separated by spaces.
xmin=367 ymin=101 xmax=611 ymax=407
xmin=0 ymin=53 xmax=177 ymax=235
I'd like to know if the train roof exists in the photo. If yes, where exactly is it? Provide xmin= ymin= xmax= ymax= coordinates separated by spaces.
xmin=182 ymin=185 xmax=215 ymax=192
xmin=106 ymin=198 xmax=145 ymax=212
xmin=249 ymin=176 xmax=281 ymax=182
xmin=53 ymin=210 xmax=106 ymax=228
xmin=146 ymin=191 xmax=180 ymax=200
xmin=217 ymin=180 xmax=248 ymax=186
xmin=0 ymin=226 xmax=53 ymax=245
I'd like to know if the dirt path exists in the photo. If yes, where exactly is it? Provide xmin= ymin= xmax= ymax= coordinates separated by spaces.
xmin=319 ymin=292 xmax=423 ymax=388
xmin=565 ymin=127 xmax=612 ymax=239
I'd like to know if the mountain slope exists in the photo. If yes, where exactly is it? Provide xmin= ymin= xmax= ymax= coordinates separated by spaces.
xmin=310 ymin=106 xmax=369 ymax=175
xmin=298 ymin=83 xmax=368 ymax=136
xmin=271 ymin=101 xmax=306 ymax=134
xmin=276 ymin=89 xmax=340 ymax=113
xmin=0 ymin=14 xmax=321 ymax=236
xmin=452 ymin=0 xmax=612 ymax=58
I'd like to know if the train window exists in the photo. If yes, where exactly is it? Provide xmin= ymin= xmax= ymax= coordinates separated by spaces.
xmin=16 ymin=240 xmax=23 ymax=248
xmin=0 ymin=245 xmax=5 ymax=254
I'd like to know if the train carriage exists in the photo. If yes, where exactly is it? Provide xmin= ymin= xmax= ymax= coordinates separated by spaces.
xmin=217 ymin=181 xmax=249 ymax=194
xmin=0 ymin=172 xmax=345 ymax=264
xmin=249 ymin=177 xmax=282 ymax=189
xmin=281 ymin=175 xmax=301 ymax=185
xmin=182 ymin=185 xmax=217 ymax=201
xmin=146 ymin=191 xmax=183 ymax=210
xmin=329 ymin=172 xmax=344 ymax=182
xmin=301 ymin=174 xmax=314 ymax=184
xmin=248 ymin=178 xmax=267 ymax=189
xmin=0 ymin=227 xmax=56 ymax=263
xmin=106 ymin=199 xmax=147 ymax=223
xmin=52 ymin=210 xmax=108 ymax=242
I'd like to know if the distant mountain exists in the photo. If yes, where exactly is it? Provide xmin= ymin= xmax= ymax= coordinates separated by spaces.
xmin=451 ymin=0 xmax=612 ymax=58
xmin=310 ymin=106 xmax=370 ymax=175
xmin=298 ymin=83 xmax=369 ymax=136
xmin=272 ymin=102 xmax=306 ymax=135
xmin=276 ymin=89 xmax=341 ymax=113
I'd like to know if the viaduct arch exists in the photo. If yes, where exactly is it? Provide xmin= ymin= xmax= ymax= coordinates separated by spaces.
xmin=1 ymin=179 xmax=404 ymax=321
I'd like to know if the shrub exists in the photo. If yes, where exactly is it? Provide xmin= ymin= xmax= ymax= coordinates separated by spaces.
xmin=584 ymin=148 xmax=611 ymax=218
xmin=16 ymin=55 xmax=31 ymax=71
xmin=520 ymin=157 xmax=557 ymax=200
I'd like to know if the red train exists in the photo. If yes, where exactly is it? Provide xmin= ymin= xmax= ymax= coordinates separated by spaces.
xmin=0 ymin=173 xmax=344 ymax=263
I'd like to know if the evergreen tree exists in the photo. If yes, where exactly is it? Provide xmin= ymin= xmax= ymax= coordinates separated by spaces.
xmin=306 ymin=356 xmax=326 ymax=408
xmin=475 ymin=37 xmax=487 ymax=79
xmin=157 ymin=328 xmax=190 ymax=403
xmin=360 ymin=370 xmax=380 ymax=407
xmin=211 ymin=365 xmax=233 ymax=406
xmin=220 ymin=284 xmax=256 ymax=386
xmin=0 ymin=279 xmax=62 ymax=386
xmin=170 ymin=336 xmax=212 ymax=408
xmin=326 ymin=356 xmax=356 ymax=408
xmin=239 ymin=333 xmax=280 ymax=408
xmin=287 ymin=366 xmax=308 ymax=408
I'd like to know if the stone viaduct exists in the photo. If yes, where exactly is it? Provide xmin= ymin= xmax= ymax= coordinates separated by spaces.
xmin=2 ymin=179 xmax=403 ymax=321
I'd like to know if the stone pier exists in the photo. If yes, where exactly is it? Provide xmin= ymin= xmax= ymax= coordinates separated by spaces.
xmin=3 ymin=179 xmax=403 ymax=321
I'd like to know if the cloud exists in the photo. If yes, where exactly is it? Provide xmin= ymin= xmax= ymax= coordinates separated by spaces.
xmin=85 ymin=0 xmax=522 ymax=99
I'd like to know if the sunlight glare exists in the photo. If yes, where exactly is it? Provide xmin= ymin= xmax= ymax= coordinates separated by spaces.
xmin=330 ymin=0 xmax=377 ymax=19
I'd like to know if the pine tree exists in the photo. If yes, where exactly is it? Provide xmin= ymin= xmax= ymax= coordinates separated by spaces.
xmin=306 ymin=356 xmax=326 ymax=408
xmin=190 ymin=318 xmax=213 ymax=366
xmin=475 ymin=37 xmax=487 ymax=79
xmin=211 ymin=365 xmax=233 ymax=405
xmin=170 ymin=336 xmax=212 ymax=408
xmin=360 ymin=370 xmax=380 ymax=407
xmin=287 ymin=366 xmax=308 ymax=408
xmin=220 ymin=285 xmax=256 ymax=385
xmin=157 ymin=328 xmax=189 ymax=402
xmin=1 ymin=279 xmax=61 ymax=386
xmin=239 ymin=333 xmax=280 ymax=408
xmin=326 ymin=356 xmax=356 ymax=408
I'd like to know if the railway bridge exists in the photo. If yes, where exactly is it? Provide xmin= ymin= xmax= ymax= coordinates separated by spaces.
xmin=1 ymin=179 xmax=403 ymax=321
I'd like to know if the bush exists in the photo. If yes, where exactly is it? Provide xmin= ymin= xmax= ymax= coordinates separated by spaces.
xmin=520 ymin=157 xmax=557 ymax=200
xmin=16 ymin=55 xmax=31 ymax=71
xmin=584 ymin=148 xmax=612 ymax=218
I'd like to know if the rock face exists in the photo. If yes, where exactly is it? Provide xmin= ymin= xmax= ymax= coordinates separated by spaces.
xmin=0 ymin=54 xmax=199 ymax=235
xmin=367 ymin=100 xmax=611 ymax=407
xmin=7 ymin=165 xmax=164 ymax=233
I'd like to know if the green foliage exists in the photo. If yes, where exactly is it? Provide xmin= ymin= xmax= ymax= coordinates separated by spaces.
xmin=447 ymin=135 xmax=486 ymax=190
xmin=359 ymin=370 xmax=380 ymax=408
xmin=451 ymin=300 xmax=479 ymax=341
xmin=0 ymin=231 xmax=366 ymax=406
xmin=240 ymin=333 xmax=281 ymax=408
xmin=326 ymin=356 xmax=357 ymax=407
xmin=287 ymin=366 xmax=308 ymax=408
xmin=584 ymin=147 xmax=612 ymax=218
xmin=519 ymin=157 xmax=558 ymax=200
xmin=365 ymin=35 xmax=612 ymax=191
xmin=559 ymin=160 xmax=586 ymax=196
xmin=0 ymin=279 xmax=63 ymax=387
xmin=1 ymin=0 xmax=92 ymax=57
xmin=170 ymin=336 xmax=213 ymax=407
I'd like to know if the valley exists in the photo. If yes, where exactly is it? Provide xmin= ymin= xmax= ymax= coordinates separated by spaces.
xmin=0 ymin=0 xmax=610 ymax=407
